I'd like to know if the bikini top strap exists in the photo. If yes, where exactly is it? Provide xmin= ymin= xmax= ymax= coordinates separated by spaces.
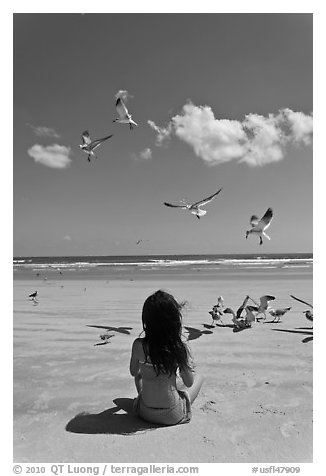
xmin=142 ymin=340 xmax=150 ymax=363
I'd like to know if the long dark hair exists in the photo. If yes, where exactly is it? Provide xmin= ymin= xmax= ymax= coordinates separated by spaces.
xmin=141 ymin=290 xmax=192 ymax=376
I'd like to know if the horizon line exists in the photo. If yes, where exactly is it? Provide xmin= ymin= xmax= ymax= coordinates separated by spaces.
xmin=13 ymin=251 xmax=313 ymax=259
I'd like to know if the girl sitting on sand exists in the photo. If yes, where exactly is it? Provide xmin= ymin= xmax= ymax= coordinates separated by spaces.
xmin=130 ymin=290 xmax=203 ymax=426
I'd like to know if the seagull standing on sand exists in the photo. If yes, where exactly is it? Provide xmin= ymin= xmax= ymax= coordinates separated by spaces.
xmin=113 ymin=94 xmax=138 ymax=130
xmin=209 ymin=305 xmax=224 ymax=326
xmin=215 ymin=296 xmax=224 ymax=309
xmin=246 ymin=208 xmax=273 ymax=245
xmin=79 ymin=131 xmax=114 ymax=162
xmin=223 ymin=307 xmax=251 ymax=329
xmin=290 ymin=295 xmax=313 ymax=322
xmin=268 ymin=307 xmax=292 ymax=323
xmin=222 ymin=295 xmax=253 ymax=329
xmin=136 ymin=239 xmax=149 ymax=245
xmin=94 ymin=333 xmax=115 ymax=346
xmin=164 ymin=188 xmax=222 ymax=219
xmin=243 ymin=306 xmax=257 ymax=325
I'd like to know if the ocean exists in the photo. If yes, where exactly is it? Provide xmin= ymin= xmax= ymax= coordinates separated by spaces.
xmin=13 ymin=253 xmax=313 ymax=280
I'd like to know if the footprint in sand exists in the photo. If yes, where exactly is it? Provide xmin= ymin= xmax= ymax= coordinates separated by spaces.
xmin=200 ymin=400 xmax=218 ymax=413
xmin=31 ymin=391 xmax=52 ymax=411
xmin=280 ymin=421 xmax=300 ymax=438
xmin=202 ymin=435 xmax=214 ymax=445
xmin=254 ymin=404 xmax=285 ymax=416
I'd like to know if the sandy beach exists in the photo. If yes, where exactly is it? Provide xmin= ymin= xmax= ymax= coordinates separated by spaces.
xmin=13 ymin=265 xmax=313 ymax=463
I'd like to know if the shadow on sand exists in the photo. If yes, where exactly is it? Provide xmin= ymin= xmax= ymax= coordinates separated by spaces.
xmin=202 ymin=323 xmax=235 ymax=330
xmin=65 ymin=398 xmax=160 ymax=435
xmin=184 ymin=322 xmax=242 ymax=341
xmin=87 ymin=325 xmax=133 ymax=335
xmin=183 ymin=326 xmax=214 ymax=341
xmin=271 ymin=327 xmax=313 ymax=343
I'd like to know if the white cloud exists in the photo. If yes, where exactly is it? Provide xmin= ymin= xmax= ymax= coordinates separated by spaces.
xmin=132 ymin=148 xmax=153 ymax=161
xmin=147 ymin=120 xmax=173 ymax=145
xmin=173 ymin=104 xmax=247 ymax=165
xmin=27 ymin=123 xmax=60 ymax=138
xmin=28 ymin=144 xmax=72 ymax=169
xmin=139 ymin=148 xmax=152 ymax=160
xmin=280 ymin=108 xmax=313 ymax=146
xmin=241 ymin=112 xmax=285 ymax=166
xmin=63 ymin=235 xmax=72 ymax=241
xmin=148 ymin=103 xmax=313 ymax=167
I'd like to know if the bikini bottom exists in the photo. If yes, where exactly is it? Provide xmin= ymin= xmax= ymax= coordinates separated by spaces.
xmin=133 ymin=389 xmax=191 ymax=426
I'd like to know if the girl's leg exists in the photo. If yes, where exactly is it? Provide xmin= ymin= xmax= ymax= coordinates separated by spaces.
xmin=187 ymin=374 xmax=204 ymax=403
xmin=177 ymin=374 xmax=204 ymax=404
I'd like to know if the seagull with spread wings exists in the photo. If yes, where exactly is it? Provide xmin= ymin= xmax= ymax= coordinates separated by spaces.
xmin=290 ymin=295 xmax=313 ymax=322
xmin=164 ymin=188 xmax=222 ymax=219
xmin=248 ymin=294 xmax=276 ymax=320
xmin=246 ymin=208 xmax=273 ymax=245
xmin=113 ymin=96 xmax=138 ymax=130
xmin=79 ymin=131 xmax=114 ymax=162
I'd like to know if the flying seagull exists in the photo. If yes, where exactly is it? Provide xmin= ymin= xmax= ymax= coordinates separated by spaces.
xmin=290 ymin=295 xmax=313 ymax=322
xmin=113 ymin=97 xmax=138 ymax=130
xmin=79 ymin=130 xmax=114 ymax=162
xmin=246 ymin=208 xmax=273 ymax=245
xmin=164 ymin=188 xmax=222 ymax=219
xmin=29 ymin=290 xmax=38 ymax=303
xmin=268 ymin=307 xmax=291 ymax=323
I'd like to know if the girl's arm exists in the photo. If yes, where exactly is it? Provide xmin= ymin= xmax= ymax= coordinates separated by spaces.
xmin=179 ymin=343 xmax=195 ymax=387
xmin=129 ymin=338 xmax=142 ymax=377
xmin=179 ymin=366 xmax=195 ymax=387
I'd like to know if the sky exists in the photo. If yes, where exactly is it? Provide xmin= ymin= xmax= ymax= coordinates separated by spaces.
xmin=13 ymin=12 xmax=313 ymax=256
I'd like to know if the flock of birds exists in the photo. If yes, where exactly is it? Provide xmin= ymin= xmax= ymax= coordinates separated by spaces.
xmin=27 ymin=91 xmax=313 ymax=336
xmin=79 ymin=93 xmax=137 ymax=162
xmin=208 ymin=293 xmax=313 ymax=330
xmin=78 ymin=91 xmax=275 ymax=246
xmin=28 ymin=286 xmax=313 ymax=339
xmin=164 ymin=192 xmax=274 ymax=246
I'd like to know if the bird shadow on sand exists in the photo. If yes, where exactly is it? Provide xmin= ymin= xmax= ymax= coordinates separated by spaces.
xmin=302 ymin=336 xmax=313 ymax=343
xmin=87 ymin=325 xmax=133 ymax=335
xmin=65 ymin=398 xmax=160 ymax=435
xmin=271 ymin=328 xmax=313 ymax=343
xmin=232 ymin=326 xmax=252 ymax=333
xmin=203 ymin=321 xmax=250 ymax=333
xmin=202 ymin=324 xmax=215 ymax=329
xmin=183 ymin=326 xmax=214 ymax=341
xmin=184 ymin=323 xmax=238 ymax=341
xmin=202 ymin=323 xmax=235 ymax=330
xmin=202 ymin=322 xmax=250 ymax=334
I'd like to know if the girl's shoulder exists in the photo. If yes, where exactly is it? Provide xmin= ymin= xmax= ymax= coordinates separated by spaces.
xmin=132 ymin=337 xmax=144 ymax=346
xmin=131 ymin=337 xmax=146 ymax=359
